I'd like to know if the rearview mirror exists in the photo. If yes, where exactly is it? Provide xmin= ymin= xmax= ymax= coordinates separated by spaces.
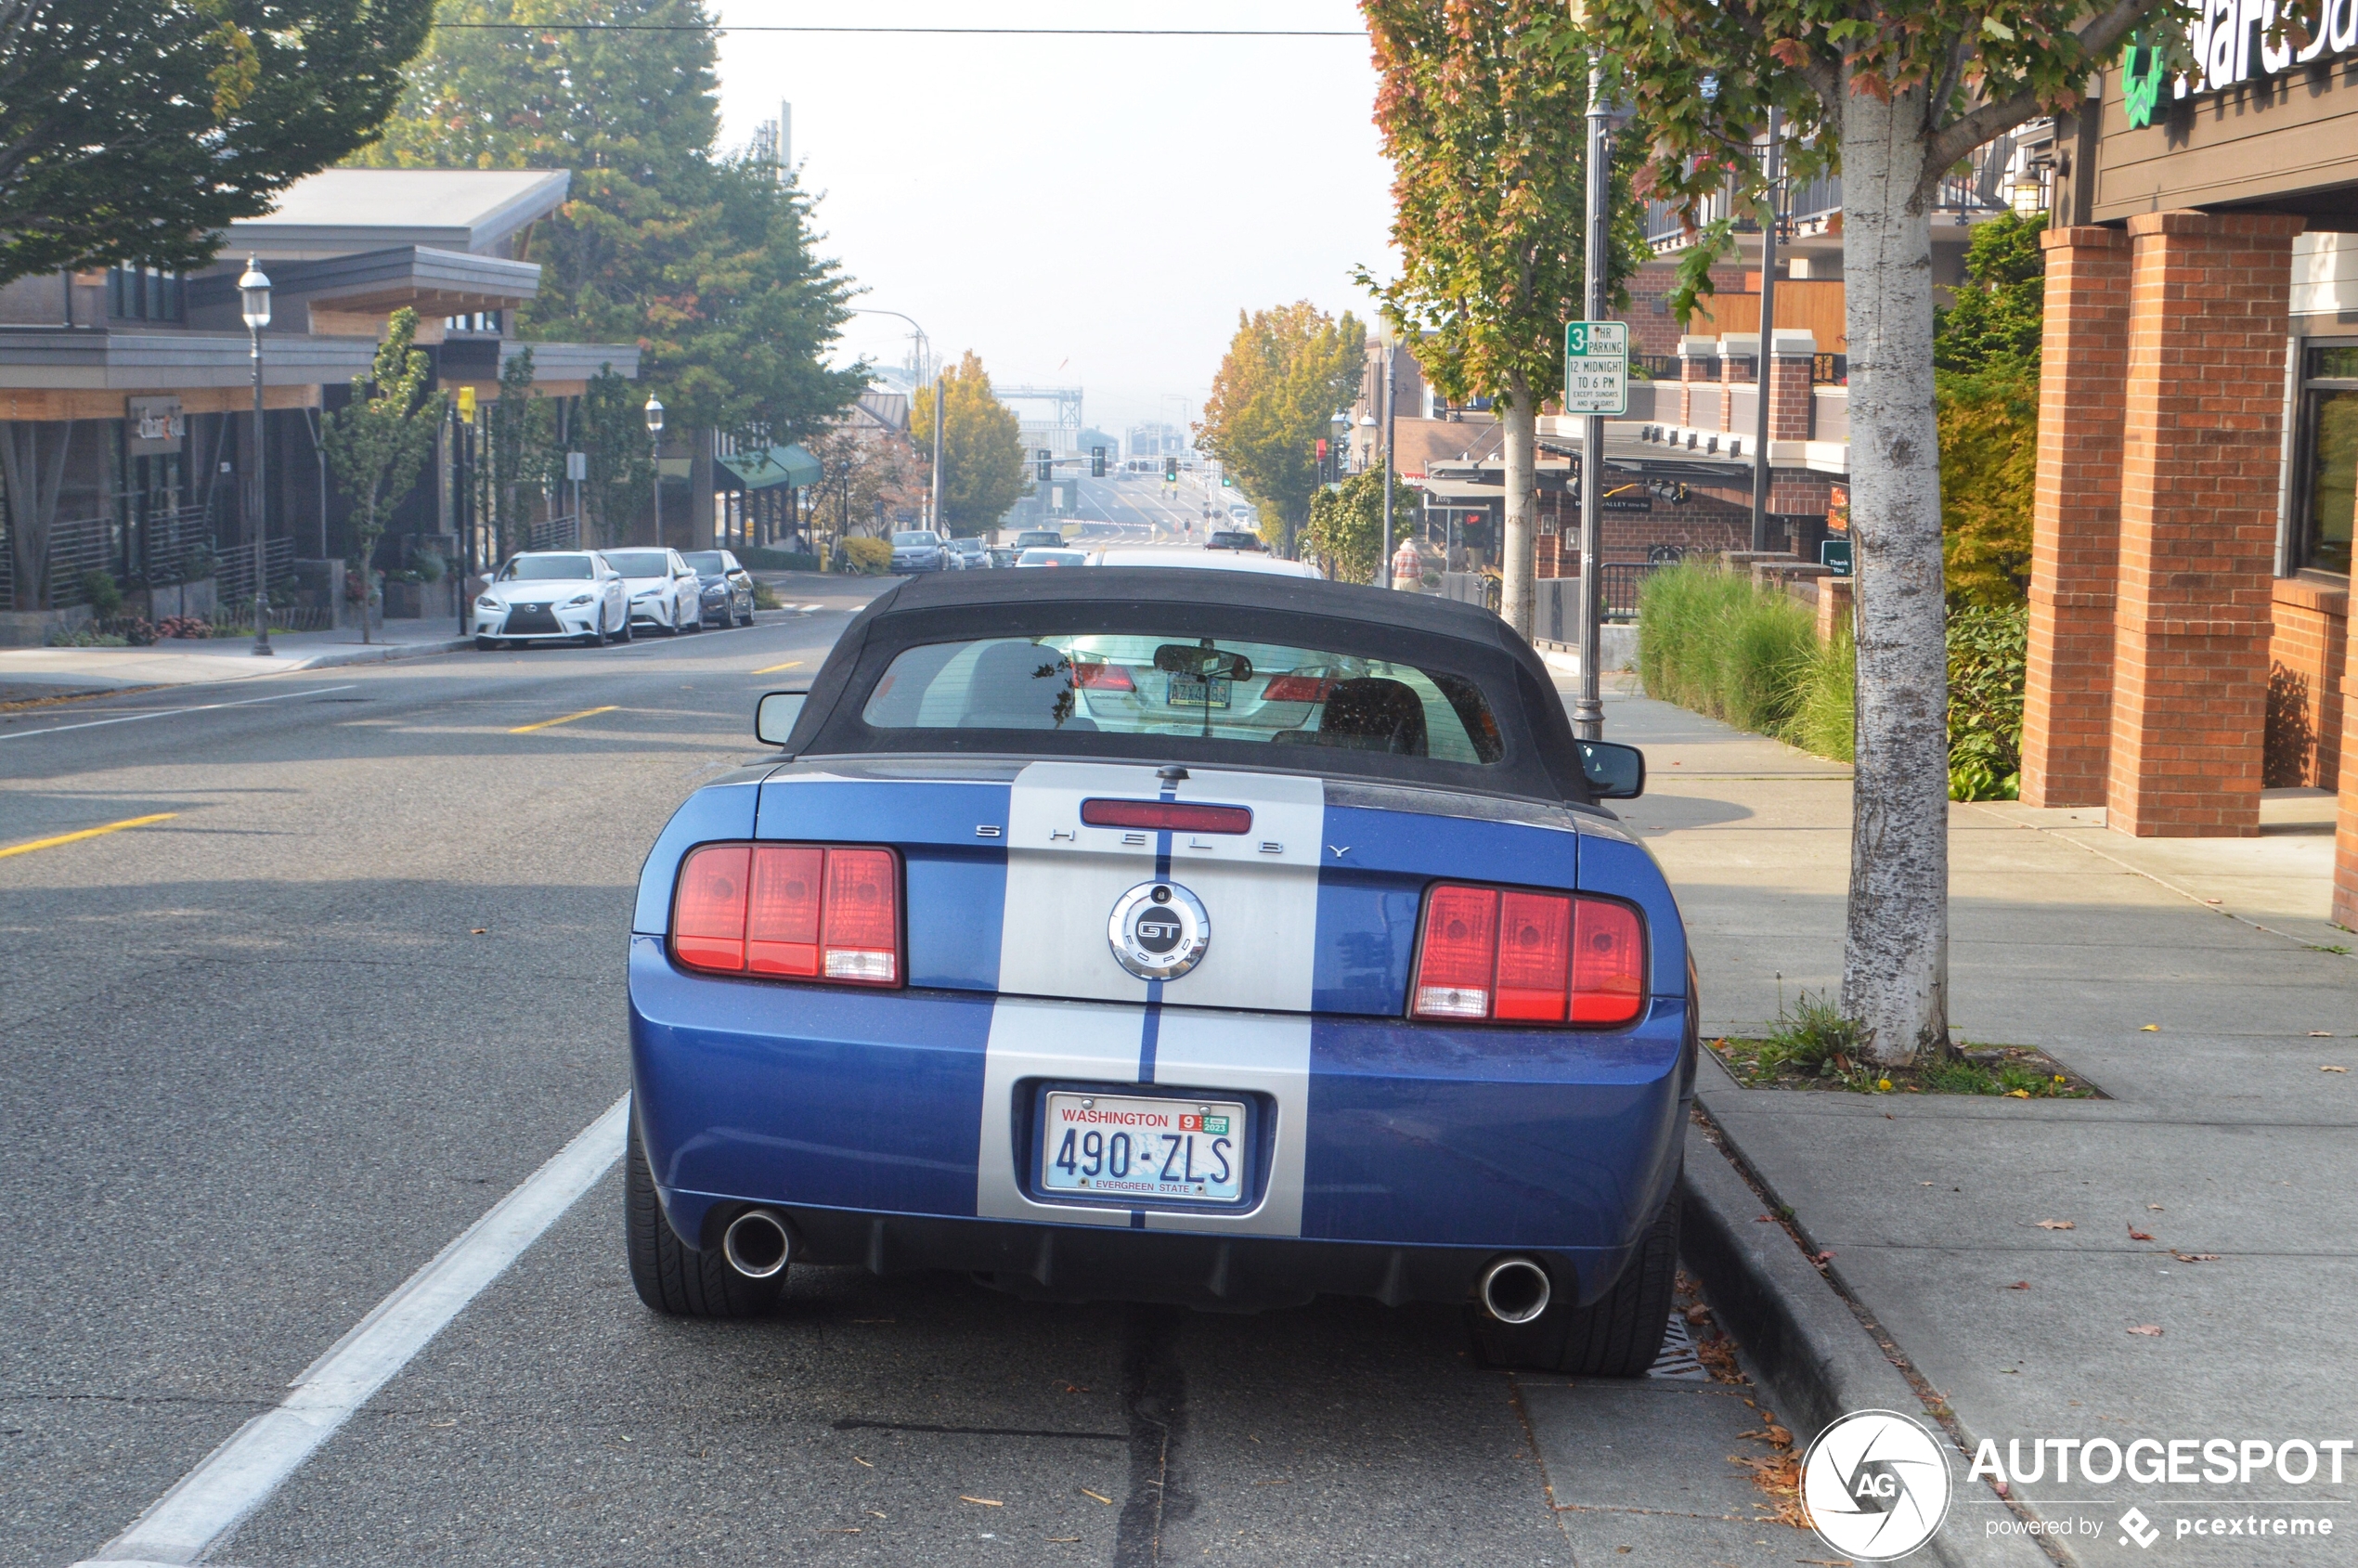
xmin=756 ymin=690 xmax=809 ymax=746
xmin=1577 ymin=740 xmax=1645 ymax=799
xmin=1152 ymin=643 xmax=1254 ymax=682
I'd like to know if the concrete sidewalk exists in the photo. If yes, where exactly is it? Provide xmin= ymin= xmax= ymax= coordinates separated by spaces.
xmin=0 ymin=619 xmax=471 ymax=701
xmin=1578 ymin=676 xmax=2358 ymax=1563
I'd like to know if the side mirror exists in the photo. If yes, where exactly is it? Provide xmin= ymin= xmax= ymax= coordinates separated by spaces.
xmin=756 ymin=690 xmax=809 ymax=746
xmin=1577 ymin=740 xmax=1645 ymax=799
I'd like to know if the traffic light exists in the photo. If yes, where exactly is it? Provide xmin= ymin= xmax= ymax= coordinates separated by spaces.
xmin=1220 ymin=473 xmax=1232 ymax=487
xmin=1163 ymin=456 xmax=1178 ymax=483
xmin=1091 ymin=445 xmax=1106 ymax=477
xmin=1037 ymin=448 xmax=1052 ymax=482
xmin=1315 ymin=438 xmax=1328 ymax=483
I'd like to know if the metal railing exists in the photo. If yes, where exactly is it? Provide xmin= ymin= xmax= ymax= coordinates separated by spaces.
xmin=214 ymin=538 xmax=295 ymax=603
xmin=14 ymin=517 xmax=118 ymax=607
xmin=1633 ymin=353 xmax=1678 ymax=381
xmin=1600 ymin=561 xmax=1664 ymax=622
xmin=138 ymin=505 xmax=216 ymax=584
xmin=526 ymin=513 xmax=580 ymax=551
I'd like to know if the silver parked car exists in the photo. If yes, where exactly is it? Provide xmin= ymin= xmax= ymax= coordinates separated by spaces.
xmin=473 ymin=551 xmax=630 ymax=649
xmin=601 ymin=547 xmax=704 ymax=635
xmin=943 ymin=537 xmax=991 ymax=570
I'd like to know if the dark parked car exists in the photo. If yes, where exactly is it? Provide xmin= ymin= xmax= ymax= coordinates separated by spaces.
xmin=889 ymin=530 xmax=951 ymax=574
xmin=1206 ymin=529 xmax=1266 ymax=552
xmin=944 ymin=537 xmax=991 ymax=571
xmin=682 ymin=550 xmax=756 ymax=627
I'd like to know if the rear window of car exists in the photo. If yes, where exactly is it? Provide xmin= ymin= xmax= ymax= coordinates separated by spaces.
xmin=682 ymin=552 xmax=728 ymax=573
xmin=858 ymin=633 xmax=1504 ymax=764
xmin=604 ymin=550 xmax=672 ymax=577
xmin=1018 ymin=549 xmax=1088 ymax=565
xmin=893 ymin=532 xmax=938 ymax=547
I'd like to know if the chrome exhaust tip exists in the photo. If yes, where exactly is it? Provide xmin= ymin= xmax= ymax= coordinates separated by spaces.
xmin=1479 ymin=1256 xmax=1552 ymax=1324
xmin=721 ymin=1208 xmax=793 ymax=1279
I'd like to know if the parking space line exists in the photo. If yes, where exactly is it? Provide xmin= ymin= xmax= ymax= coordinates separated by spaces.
xmin=749 ymin=659 xmax=804 ymax=675
xmin=0 ymin=812 xmax=178 ymax=860
xmin=0 ymin=684 xmax=357 ymax=743
xmin=509 ymin=705 xmax=617 ymax=733
xmin=76 ymin=1095 xmax=628 ymax=1567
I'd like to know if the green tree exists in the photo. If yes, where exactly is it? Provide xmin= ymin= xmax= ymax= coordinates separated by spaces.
xmin=1307 ymin=468 xmax=1424 ymax=585
xmin=475 ymin=344 xmax=555 ymax=562
xmin=908 ymin=352 xmax=1026 ymax=534
xmin=356 ymin=0 xmax=864 ymax=450
xmin=1935 ymin=211 xmax=2047 ymax=376
xmin=1196 ymin=303 xmax=1365 ymax=554
xmin=321 ymin=308 xmax=446 ymax=644
xmin=1358 ymin=0 xmax=1643 ymax=638
xmin=578 ymin=365 xmax=652 ymax=548
xmin=1581 ymin=0 xmax=2164 ymax=1066
xmin=1934 ymin=211 xmax=2046 ymax=608
xmin=0 ymin=0 xmax=434 ymax=288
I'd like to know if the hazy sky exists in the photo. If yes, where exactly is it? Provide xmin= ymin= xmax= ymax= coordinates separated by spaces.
xmin=707 ymin=1 xmax=1397 ymax=439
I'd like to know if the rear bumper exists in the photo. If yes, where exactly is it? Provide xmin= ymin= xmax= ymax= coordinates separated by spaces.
xmin=627 ymin=936 xmax=1693 ymax=1309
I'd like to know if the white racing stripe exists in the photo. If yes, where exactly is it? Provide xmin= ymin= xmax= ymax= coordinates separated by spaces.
xmin=77 ymin=1096 xmax=628 ymax=1566
xmin=0 ymin=684 xmax=359 ymax=743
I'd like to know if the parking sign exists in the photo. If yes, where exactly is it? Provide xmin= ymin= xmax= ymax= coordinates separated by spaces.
xmin=1564 ymin=320 xmax=1628 ymax=416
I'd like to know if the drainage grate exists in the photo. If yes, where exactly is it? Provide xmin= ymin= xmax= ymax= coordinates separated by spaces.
xmin=1647 ymin=1313 xmax=1709 ymax=1380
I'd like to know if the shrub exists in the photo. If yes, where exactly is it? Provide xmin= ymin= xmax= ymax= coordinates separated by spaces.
xmin=836 ymin=537 xmax=892 ymax=575
xmin=154 ymin=616 xmax=212 ymax=640
xmin=79 ymin=569 xmax=123 ymax=618
xmin=1947 ymin=603 xmax=2028 ymax=801
xmin=1787 ymin=627 xmax=1856 ymax=763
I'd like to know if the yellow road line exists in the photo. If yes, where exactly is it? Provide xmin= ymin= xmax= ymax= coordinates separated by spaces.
xmin=0 ymin=812 xmax=178 ymax=860
xmin=750 ymin=659 xmax=805 ymax=676
xmin=510 ymin=706 xmax=618 ymax=734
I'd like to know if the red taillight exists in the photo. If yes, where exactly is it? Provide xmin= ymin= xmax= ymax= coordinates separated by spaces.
xmin=1070 ymin=660 xmax=1134 ymax=691
xmin=1261 ymin=673 xmax=1335 ymax=703
xmin=1410 ymin=883 xmax=1644 ymax=1026
xmin=674 ymin=843 xmax=900 ymax=986
xmin=1079 ymin=798 xmax=1253 ymax=835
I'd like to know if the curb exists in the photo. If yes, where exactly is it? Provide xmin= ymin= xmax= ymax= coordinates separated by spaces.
xmin=260 ymin=637 xmax=472 ymax=672
xmin=1680 ymin=1123 xmax=2054 ymax=1568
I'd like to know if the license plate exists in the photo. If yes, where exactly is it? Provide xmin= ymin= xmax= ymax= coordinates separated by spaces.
xmin=1167 ymin=673 xmax=1231 ymax=709
xmin=1040 ymin=1091 xmax=1248 ymax=1204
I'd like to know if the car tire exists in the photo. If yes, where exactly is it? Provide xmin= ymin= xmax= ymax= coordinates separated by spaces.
xmin=625 ymin=1109 xmax=783 ymax=1318
xmin=735 ymin=603 xmax=754 ymax=628
xmin=1467 ymin=1173 xmax=1680 ymax=1378
xmin=657 ymin=607 xmax=680 ymax=636
xmin=617 ymin=612 xmax=632 ymax=643
xmin=475 ymin=635 xmax=498 ymax=652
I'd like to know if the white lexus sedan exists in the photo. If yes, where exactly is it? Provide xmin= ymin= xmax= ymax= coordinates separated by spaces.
xmin=601 ymin=548 xmax=705 ymax=636
xmin=472 ymin=551 xmax=630 ymax=649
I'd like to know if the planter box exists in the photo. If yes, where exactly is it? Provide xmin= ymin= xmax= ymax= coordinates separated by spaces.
xmin=292 ymin=561 xmax=347 ymax=628
xmin=381 ymin=579 xmax=456 ymax=620
xmin=0 ymin=606 xmax=93 ymax=647
xmin=138 ymin=577 xmax=218 ymax=624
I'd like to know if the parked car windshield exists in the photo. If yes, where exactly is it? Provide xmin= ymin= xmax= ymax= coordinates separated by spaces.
xmin=1014 ymin=531 xmax=1064 ymax=548
xmin=603 ymin=551 xmax=673 ymax=577
xmin=892 ymin=531 xmax=939 ymax=547
xmin=859 ymin=633 xmax=1503 ymax=764
xmin=681 ymin=552 xmax=729 ymax=574
xmin=1017 ymin=549 xmax=1088 ymax=566
xmin=498 ymin=554 xmax=594 ymax=580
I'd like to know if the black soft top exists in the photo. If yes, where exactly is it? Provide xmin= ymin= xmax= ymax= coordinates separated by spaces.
xmin=782 ymin=566 xmax=1592 ymax=805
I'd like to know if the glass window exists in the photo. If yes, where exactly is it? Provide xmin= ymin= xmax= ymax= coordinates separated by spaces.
xmin=2296 ymin=343 xmax=2358 ymax=576
xmin=681 ymin=551 xmax=727 ymax=572
xmin=499 ymin=554 xmax=594 ymax=580
xmin=858 ymin=633 xmax=1504 ymax=764
xmin=892 ymin=531 xmax=937 ymax=546
xmin=602 ymin=550 xmax=673 ymax=577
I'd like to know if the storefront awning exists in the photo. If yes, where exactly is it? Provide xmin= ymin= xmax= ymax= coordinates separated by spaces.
xmin=718 ymin=443 xmax=821 ymax=490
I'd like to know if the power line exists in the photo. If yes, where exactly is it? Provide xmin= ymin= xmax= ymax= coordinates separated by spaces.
xmin=440 ymin=22 xmax=1360 ymax=35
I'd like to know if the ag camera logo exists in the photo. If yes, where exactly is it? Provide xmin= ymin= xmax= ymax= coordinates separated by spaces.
xmin=1801 ymin=1410 xmax=1953 ymax=1561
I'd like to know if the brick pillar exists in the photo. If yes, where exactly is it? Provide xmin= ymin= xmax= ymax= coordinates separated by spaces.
xmin=2337 ymin=586 xmax=2358 ymax=927
xmin=2107 ymin=210 xmax=2303 ymax=837
xmin=1677 ymin=335 xmax=1717 ymax=426
xmin=2021 ymin=227 xmax=2131 ymax=808
xmin=1767 ymin=332 xmax=1815 ymax=442
xmin=1718 ymin=333 xmax=1756 ymax=434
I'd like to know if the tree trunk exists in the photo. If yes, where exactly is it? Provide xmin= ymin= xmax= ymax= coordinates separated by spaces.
xmin=0 ymin=420 xmax=73 ymax=611
xmin=1499 ymin=377 xmax=1536 ymax=640
xmin=1838 ymin=78 xmax=1950 ymax=1067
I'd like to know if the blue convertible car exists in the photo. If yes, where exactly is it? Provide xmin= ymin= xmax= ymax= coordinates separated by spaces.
xmin=626 ymin=568 xmax=1696 ymax=1374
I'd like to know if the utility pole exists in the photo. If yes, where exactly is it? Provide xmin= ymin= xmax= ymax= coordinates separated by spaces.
xmin=930 ymin=377 xmax=944 ymax=534
xmin=1380 ymin=343 xmax=1396 ymax=589
xmin=1750 ymin=103 xmax=1782 ymax=554
xmin=1572 ymin=45 xmax=1610 ymax=741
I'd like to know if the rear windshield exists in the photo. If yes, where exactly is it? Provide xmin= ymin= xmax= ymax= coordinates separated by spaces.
xmin=499 ymin=554 xmax=592 ymax=580
xmin=893 ymin=532 xmax=937 ymax=547
xmin=604 ymin=550 xmax=672 ymax=577
xmin=1018 ymin=550 xmax=1088 ymax=565
xmin=859 ymin=634 xmax=1504 ymax=763
xmin=682 ymin=552 xmax=727 ymax=572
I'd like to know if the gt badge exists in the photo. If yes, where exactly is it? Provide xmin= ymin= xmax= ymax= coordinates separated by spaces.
xmin=1108 ymin=880 xmax=1211 ymax=981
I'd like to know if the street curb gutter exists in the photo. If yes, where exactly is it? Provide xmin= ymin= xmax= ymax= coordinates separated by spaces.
xmin=255 ymin=637 xmax=472 ymax=673
xmin=1679 ymin=1123 xmax=2054 ymax=1568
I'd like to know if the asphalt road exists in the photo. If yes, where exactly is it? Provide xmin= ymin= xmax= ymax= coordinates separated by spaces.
xmin=0 ymin=597 xmax=1805 ymax=1567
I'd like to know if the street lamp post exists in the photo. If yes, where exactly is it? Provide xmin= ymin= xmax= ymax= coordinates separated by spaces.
xmin=239 ymin=257 xmax=274 ymax=656
xmin=644 ymin=395 xmax=665 ymax=545
xmin=847 ymin=308 xmax=941 ymax=532
xmin=1380 ymin=343 xmax=1397 ymax=589
xmin=1572 ymin=41 xmax=1612 ymax=741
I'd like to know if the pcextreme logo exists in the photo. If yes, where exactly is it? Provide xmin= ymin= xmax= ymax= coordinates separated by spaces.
xmin=1800 ymin=1409 xmax=1954 ymax=1561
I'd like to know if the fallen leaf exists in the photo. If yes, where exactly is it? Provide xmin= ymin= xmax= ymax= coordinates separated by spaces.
xmin=2148 ymin=1204 xmax=2164 ymax=1211
xmin=2004 ymin=1281 xmax=2031 ymax=1290
xmin=2004 ymin=1088 xmax=2031 ymax=1098
xmin=2140 ymin=1024 xmax=2159 ymax=1031
xmin=428 ymin=1418 xmax=456 ymax=1428
xmin=2128 ymin=1226 xmax=2155 ymax=1241
xmin=1684 ymin=1303 xmax=1711 ymax=1324
xmin=2035 ymin=1220 xmax=2075 ymax=1230
xmin=2324 ymin=1066 xmax=2349 ymax=1073
xmin=828 ymin=1526 xmax=862 ymax=1534
xmin=1756 ymin=1213 xmax=1774 ymax=1224
xmin=2309 ymin=1031 xmax=2335 ymax=1038
xmin=853 ymin=1457 xmax=874 ymax=1469
xmin=2128 ymin=1324 xmax=2164 ymax=1337
xmin=1047 ymin=1538 xmax=1082 ymax=1545
xmin=1080 ymin=1488 xmax=1113 ymax=1506
xmin=2204 ymin=898 xmax=2222 ymax=904
xmin=868 ymin=1511 xmax=886 ymax=1519
xmin=2170 ymin=1251 xmax=2220 ymax=1263
xmin=1062 ymin=1383 xmax=1092 ymax=1393
xmin=470 ymin=927 xmax=487 ymax=935
xmin=1810 ymin=1250 xmax=1834 ymax=1264
xmin=960 ymin=1496 xmax=1004 ymax=1507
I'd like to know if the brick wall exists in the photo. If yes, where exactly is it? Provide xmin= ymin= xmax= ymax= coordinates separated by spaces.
xmin=1768 ymin=355 xmax=1814 ymax=441
xmin=1627 ymin=259 xmax=1748 ymax=356
xmin=2266 ymin=577 xmax=2349 ymax=790
xmin=2022 ymin=226 xmax=2131 ymax=809
xmin=2105 ymin=210 xmax=2302 ymax=837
